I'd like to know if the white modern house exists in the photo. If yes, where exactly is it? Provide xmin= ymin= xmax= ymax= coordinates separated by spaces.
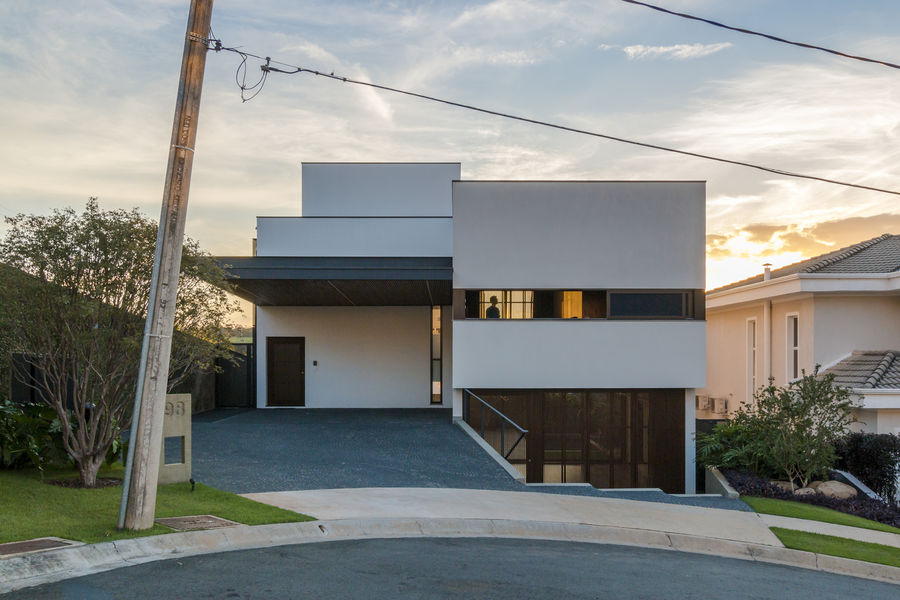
xmin=699 ymin=234 xmax=900 ymax=435
xmin=224 ymin=163 xmax=706 ymax=493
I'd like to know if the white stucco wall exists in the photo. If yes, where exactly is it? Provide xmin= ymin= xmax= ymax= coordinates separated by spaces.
xmin=256 ymin=306 xmax=435 ymax=408
xmin=703 ymin=297 xmax=815 ymax=415
xmin=700 ymin=304 xmax=765 ymax=412
xmin=813 ymin=295 xmax=900 ymax=368
xmin=301 ymin=163 xmax=459 ymax=216
xmin=255 ymin=217 xmax=452 ymax=257
xmin=451 ymin=320 xmax=705 ymax=389
xmin=451 ymin=181 xmax=705 ymax=289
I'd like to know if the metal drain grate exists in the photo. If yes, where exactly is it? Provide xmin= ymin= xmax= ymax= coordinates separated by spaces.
xmin=0 ymin=537 xmax=78 ymax=557
xmin=154 ymin=515 xmax=241 ymax=531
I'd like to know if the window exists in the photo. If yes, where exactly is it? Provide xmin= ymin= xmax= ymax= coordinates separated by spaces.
xmin=431 ymin=306 xmax=442 ymax=404
xmin=747 ymin=319 xmax=757 ymax=402
xmin=477 ymin=290 xmax=534 ymax=319
xmin=607 ymin=292 xmax=691 ymax=319
xmin=461 ymin=289 xmax=696 ymax=319
xmin=787 ymin=315 xmax=799 ymax=380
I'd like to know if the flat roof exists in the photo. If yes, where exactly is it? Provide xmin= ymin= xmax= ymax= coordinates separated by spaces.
xmin=219 ymin=256 xmax=452 ymax=306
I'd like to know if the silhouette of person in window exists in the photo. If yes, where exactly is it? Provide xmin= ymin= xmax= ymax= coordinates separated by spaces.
xmin=486 ymin=295 xmax=501 ymax=319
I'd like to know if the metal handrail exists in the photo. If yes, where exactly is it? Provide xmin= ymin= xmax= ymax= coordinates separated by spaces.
xmin=463 ymin=389 xmax=528 ymax=461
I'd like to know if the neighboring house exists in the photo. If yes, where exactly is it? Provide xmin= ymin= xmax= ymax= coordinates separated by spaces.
xmin=223 ymin=163 xmax=706 ymax=493
xmin=821 ymin=350 xmax=900 ymax=436
xmin=700 ymin=234 xmax=900 ymax=435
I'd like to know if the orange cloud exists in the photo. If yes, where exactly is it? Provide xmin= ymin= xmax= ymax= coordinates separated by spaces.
xmin=707 ymin=213 xmax=900 ymax=259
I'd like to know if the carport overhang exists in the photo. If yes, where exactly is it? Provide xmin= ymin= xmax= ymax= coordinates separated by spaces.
xmin=218 ymin=256 xmax=452 ymax=306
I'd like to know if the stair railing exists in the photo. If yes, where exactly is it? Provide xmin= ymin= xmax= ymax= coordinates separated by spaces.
xmin=462 ymin=389 xmax=527 ymax=461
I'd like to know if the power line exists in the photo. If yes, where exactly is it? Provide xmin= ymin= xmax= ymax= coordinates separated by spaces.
xmin=209 ymin=42 xmax=900 ymax=198
xmin=620 ymin=0 xmax=900 ymax=71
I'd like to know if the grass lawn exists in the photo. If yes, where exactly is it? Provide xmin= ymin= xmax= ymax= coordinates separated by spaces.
xmin=0 ymin=467 xmax=313 ymax=545
xmin=771 ymin=527 xmax=900 ymax=568
xmin=742 ymin=496 xmax=900 ymax=535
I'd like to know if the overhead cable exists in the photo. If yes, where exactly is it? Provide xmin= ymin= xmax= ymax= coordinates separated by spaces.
xmin=209 ymin=42 xmax=900 ymax=198
xmin=620 ymin=0 xmax=900 ymax=71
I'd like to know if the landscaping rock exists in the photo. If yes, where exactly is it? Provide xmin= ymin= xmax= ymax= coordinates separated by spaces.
xmin=793 ymin=487 xmax=816 ymax=496
xmin=809 ymin=481 xmax=824 ymax=490
xmin=817 ymin=480 xmax=857 ymax=499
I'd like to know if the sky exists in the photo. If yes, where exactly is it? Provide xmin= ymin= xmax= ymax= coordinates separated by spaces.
xmin=1 ymin=0 xmax=898 ymax=325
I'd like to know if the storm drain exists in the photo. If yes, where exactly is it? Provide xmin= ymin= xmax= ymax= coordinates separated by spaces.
xmin=0 ymin=537 xmax=80 ymax=557
xmin=154 ymin=515 xmax=242 ymax=531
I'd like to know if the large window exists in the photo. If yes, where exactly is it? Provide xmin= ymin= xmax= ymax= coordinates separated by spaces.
xmin=747 ymin=319 xmax=757 ymax=403
xmin=463 ymin=388 xmax=686 ymax=492
xmin=787 ymin=314 xmax=799 ymax=380
xmin=461 ymin=289 xmax=698 ymax=320
xmin=431 ymin=306 xmax=442 ymax=404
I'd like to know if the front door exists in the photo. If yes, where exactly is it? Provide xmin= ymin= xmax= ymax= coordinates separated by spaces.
xmin=267 ymin=337 xmax=305 ymax=407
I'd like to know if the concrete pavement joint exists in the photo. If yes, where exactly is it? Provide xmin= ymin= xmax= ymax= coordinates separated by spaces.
xmin=2 ymin=518 xmax=898 ymax=594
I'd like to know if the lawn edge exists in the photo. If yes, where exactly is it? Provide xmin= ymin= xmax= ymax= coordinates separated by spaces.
xmin=741 ymin=495 xmax=900 ymax=535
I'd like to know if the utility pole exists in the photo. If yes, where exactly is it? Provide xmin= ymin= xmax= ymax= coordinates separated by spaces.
xmin=118 ymin=0 xmax=214 ymax=530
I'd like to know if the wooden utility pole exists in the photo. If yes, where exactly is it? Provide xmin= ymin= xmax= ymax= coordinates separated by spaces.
xmin=118 ymin=0 xmax=214 ymax=530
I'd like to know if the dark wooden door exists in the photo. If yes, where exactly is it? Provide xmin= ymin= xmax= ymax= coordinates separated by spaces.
xmin=267 ymin=337 xmax=305 ymax=407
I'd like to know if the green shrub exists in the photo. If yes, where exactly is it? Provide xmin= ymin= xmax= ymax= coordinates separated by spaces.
xmin=697 ymin=369 xmax=857 ymax=488
xmin=835 ymin=432 xmax=900 ymax=505
xmin=0 ymin=400 xmax=69 ymax=470
xmin=697 ymin=415 xmax=779 ymax=478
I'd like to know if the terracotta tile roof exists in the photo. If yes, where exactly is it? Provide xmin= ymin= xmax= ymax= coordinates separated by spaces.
xmin=709 ymin=234 xmax=900 ymax=293
xmin=821 ymin=350 xmax=900 ymax=390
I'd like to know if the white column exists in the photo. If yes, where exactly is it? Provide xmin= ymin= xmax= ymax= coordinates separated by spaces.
xmin=684 ymin=388 xmax=697 ymax=494
xmin=452 ymin=388 xmax=463 ymax=421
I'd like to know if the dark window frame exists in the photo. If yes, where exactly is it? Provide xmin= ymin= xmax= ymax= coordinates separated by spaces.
xmin=606 ymin=289 xmax=693 ymax=320
xmin=457 ymin=289 xmax=701 ymax=320
xmin=430 ymin=305 xmax=442 ymax=405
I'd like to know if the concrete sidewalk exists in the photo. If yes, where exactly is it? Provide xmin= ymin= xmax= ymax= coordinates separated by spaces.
xmin=247 ymin=487 xmax=900 ymax=549
xmin=243 ymin=487 xmax=780 ymax=546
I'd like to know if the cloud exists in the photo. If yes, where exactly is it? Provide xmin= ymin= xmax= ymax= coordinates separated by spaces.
xmin=619 ymin=42 xmax=732 ymax=60
xmin=706 ymin=213 xmax=900 ymax=261
xmin=278 ymin=40 xmax=394 ymax=123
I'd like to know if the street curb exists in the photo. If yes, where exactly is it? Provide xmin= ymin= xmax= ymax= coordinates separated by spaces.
xmin=1 ymin=518 xmax=898 ymax=593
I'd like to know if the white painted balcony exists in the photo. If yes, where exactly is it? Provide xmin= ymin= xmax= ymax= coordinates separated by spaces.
xmin=451 ymin=319 xmax=705 ymax=389
xmin=256 ymin=217 xmax=452 ymax=257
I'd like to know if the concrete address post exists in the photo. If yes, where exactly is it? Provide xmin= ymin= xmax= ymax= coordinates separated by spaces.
xmin=158 ymin=394 xmax=192 ymax=485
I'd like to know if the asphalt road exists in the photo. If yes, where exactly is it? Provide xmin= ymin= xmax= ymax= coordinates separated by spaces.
xmin=5 ymin=538 xmax=896 ymax=599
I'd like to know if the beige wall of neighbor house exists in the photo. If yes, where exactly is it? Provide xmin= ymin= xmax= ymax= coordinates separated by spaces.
xmin=701 ymin=304 xmax=764 ymax=414
xmin=256 ymin=306 xmax=445 ymax=409
xmin=852 ymin=407 xmax=900 ymax=435
xmin=700 ymin=296 xmax=814 ymax=416
xmin=875 ymin=409 xmax=900 ymax=435
xmin=704 ymin=283 xmax=900 ymax=428
xmin=813 ymin=296 xmax=900 ymax=367
xmin=770 ymin=297 xmax=815 ymax=385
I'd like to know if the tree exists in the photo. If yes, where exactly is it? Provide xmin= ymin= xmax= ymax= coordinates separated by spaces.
xmin=698 ymin=368 xmax=858 ymax=489
xmin=0 ymin=199 xmax=238 ymax=487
